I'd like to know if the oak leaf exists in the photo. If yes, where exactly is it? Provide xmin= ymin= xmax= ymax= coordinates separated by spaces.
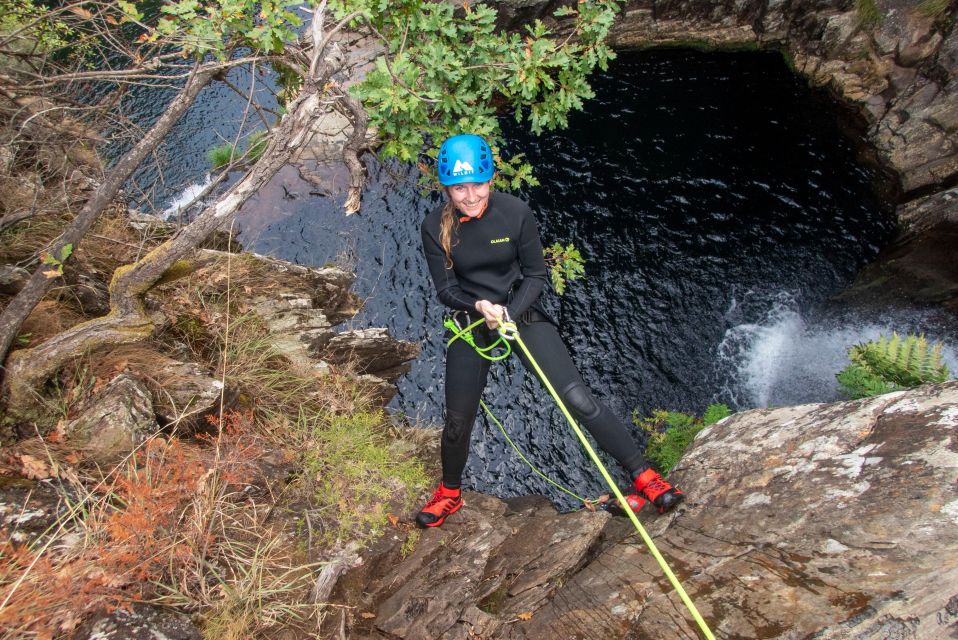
xmin=517 ymin=612 xmax=533 ymax=621
xmin=20 ymin=454 xmax=51 ymax=480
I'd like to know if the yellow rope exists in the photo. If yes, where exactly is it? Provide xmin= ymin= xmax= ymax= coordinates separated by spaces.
xmin=499 ymin=320 xmax=716 ymax=640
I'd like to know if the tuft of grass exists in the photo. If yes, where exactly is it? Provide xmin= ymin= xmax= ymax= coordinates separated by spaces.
xmin=856 ymin=0 xmax=883 ymax=29
xmin=246 ymin=130 xmax=268 ymax=162
xmin=208 ymin=142 xmax=236 ymax=170
xmin=917 ymin=0 xmax=951 ymax=17
xmin=400 ymin=529 xmax=420 ymax=559
xmin=634 ymin=403 xmax=731 ymax=473
xmin=303 ymin=411 xmax=429 ymax=545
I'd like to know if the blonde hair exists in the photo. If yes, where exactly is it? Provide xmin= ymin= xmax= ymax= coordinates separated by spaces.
xmin=438 ymin=197 xmax=458 ymax=269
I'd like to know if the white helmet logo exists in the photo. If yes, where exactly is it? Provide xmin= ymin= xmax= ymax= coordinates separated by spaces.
xmin=452 ymin=159 xmax=474 ymax=176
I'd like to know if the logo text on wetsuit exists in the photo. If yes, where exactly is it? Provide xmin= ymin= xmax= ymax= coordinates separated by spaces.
xmin=452 ymin=160 xmax=474 ymax=175
xmin=490 ymin=237 xmax=510 ymax=244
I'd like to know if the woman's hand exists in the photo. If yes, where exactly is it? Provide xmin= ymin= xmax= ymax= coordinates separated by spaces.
xmin=475 ymin=300 xmax=507 ymax=329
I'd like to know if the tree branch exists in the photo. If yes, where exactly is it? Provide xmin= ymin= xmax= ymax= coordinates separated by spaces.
xmin=2 ymin=37 xmax=349 ymax=413
xmin=336 ymin=88 xmax=369 ymax=215
xmin=0 ymin=62 xmax=219 ymax=375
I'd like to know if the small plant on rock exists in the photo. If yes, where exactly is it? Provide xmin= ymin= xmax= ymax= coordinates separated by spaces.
xmin=856 ymin=0 xmax=883 ymax=29
xmin=837 ymin=332 xmax=950 ymax=399
xmin=208 ymin=141 xmax=236 ymax=169
xmin=633 ymin=404 xmax=731 ymax=473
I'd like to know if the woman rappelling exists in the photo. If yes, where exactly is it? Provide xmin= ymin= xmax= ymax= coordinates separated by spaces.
xmin=415 ymin=133 xmax=686 ymax=528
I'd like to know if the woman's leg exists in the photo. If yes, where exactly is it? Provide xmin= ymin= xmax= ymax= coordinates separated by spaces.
xmin=440 ymin=332 xmax=493 ymax=488
xmin=515 ymin=321 xmax=684 ymax=512
xmin=515 ymin=321 xmax=648 ymax=475
xmin=417 ymin=331 xmax=493 ymax=528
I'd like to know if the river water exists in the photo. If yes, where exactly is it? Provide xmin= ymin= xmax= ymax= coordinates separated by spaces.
xmin=137 ymin=49 xmax=956 ymax=508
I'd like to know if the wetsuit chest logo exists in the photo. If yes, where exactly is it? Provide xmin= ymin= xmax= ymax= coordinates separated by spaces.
xmin=490 ymin=237 xmax=510 ymax=244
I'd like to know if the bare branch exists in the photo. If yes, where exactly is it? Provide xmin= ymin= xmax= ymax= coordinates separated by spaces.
xmin=0 ymin=62 xmax=220 ymax=371
xmin=336 ymin=88 xmax=369 ymax=215
xmin=1 ymin=32 xmax=356 ymax=410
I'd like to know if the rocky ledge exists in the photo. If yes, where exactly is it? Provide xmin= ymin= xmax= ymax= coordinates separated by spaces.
xmin=329 ymin=380 xmax=958 ymax=639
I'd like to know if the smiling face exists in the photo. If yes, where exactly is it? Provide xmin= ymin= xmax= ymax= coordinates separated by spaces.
xmin=447 ymin=180 xmax=492 ymax=219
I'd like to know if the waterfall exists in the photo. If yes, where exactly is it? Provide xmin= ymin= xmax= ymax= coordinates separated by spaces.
xmin=715 ymin=292 xmax=958 ymax=409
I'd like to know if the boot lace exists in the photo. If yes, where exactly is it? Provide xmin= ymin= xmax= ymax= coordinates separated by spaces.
xmin=643 ymin=475 xmax=672 ymax=495
xmin=425 ymin=486 xmax=458 ymax=508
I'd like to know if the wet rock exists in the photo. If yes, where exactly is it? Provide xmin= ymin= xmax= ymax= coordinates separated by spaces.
xmin=72 ymin=603 xmax=202 ymax=640
xmin=0 ymin=477 xmax=72 ymax=546
xmin=64 ymin=373 xmax=157 ymax=461
xmin=333 ymin=383 xmax=958 ymax=639
xmin=837 ymin=187 xmax=958 ymax=312
xmin=898 ymin=184 xmax=958 ymax=233
xmin=523 ymin=382 xmax=958 ymax=639
xmin=321 ymin=328 xmax=420 ymax=381
xmin=0 ymin=264 xmax=30 ymax=294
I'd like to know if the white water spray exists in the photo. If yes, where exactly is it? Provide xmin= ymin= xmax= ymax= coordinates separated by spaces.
xmin=715 ymin=292 xmax=958 ymax=409
xmin=161 ymin=175 xmax=212 ymax=220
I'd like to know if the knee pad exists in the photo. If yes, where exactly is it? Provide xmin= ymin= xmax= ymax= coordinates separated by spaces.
xmin=442 ymin=410 xmax=474 ymax=445
xmin=560 ymin=382 xmax=601 ymax=421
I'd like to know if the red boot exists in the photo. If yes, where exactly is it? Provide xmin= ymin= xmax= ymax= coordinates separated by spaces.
xmin=415 ymin=483 xmax=463 ymax=528
xmin=633 ymin=468 xmax=684 ymax=514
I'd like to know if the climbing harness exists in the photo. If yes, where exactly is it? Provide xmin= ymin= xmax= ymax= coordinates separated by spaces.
xmin=444 ymin=312 xmax=716 ymax=640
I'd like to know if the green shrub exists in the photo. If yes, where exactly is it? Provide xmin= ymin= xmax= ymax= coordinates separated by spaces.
xmin=837 ymin=332 xmax=950 ymax=399
xmin=856 ymin=0 xmax=883 ymax=28
xmin=836 ymin=364 xmax=895 ymax=399
xmin=634 ymin=403 xmax=730 ymax=473
xmin=543 ymin=243 xmax=585 ymax=295
xmin=208 ymin=141 xmax=236 ymax=169
xmin=702 ymin=403 xmax=731 ymax=426
xmin=246 ymin=130 xmax=268 ymax=162
xmin=303 ymin=411 xmax=429 ymax=545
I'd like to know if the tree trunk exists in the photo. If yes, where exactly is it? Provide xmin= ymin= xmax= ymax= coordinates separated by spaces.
xmin=2 ymin=70 xmax=335 ymax=415
xmin=0 ymin=63 xmax=218 ymax=370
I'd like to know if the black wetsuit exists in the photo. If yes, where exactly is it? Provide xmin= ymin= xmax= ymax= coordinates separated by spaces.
xmin=421 ymin=192 xmax=649 ymax=488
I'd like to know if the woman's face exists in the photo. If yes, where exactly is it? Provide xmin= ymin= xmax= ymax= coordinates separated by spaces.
xmin=448 ymin=180 xmax=491 ymax=219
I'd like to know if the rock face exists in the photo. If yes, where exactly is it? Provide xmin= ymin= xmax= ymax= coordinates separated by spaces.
xmin=233 ymin=251 xmax=419 ymax=405
xmin=596 ymin=0 xmax=958 ymax=197
xmin=336 ymin=493 xmax=614 ymax=640
xmin=64 ymin=373 xmax=157 ymax=460
xmin=0 ymin=477 xmax=73 ymax=546
xmin=72 ymin=603 xmax=202 ymax=640
xmin=837 ymin=185 xmax=958 ymax=312
xmin=335 ymin=381 xmax=958 ymax=639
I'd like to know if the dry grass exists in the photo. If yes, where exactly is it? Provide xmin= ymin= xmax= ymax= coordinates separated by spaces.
xmin=0 ymin=414 xmax=325 ymax=639
xmin=18 ymin=300 xmax=85 ymax=349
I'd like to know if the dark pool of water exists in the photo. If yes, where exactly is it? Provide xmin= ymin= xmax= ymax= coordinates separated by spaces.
xmin=228 ymin=49 xmax=900 ymax=509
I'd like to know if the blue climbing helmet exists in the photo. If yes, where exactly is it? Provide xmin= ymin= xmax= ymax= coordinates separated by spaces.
xmin=437 ymin=134 xmax=495 ymax=186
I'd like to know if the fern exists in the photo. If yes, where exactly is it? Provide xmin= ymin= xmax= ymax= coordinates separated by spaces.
xmin=838 ymin=332 xmax=950 ymax=398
